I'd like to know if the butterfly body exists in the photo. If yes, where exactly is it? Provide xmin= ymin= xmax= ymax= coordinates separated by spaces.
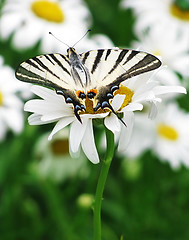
xmin=16 ymin=47 xmax=161 ymax=122
xmin=68 ymin=47 xmax=91 ymax=90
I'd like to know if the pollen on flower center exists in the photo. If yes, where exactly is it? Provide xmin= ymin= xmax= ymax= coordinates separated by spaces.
xmin=157 ymin=123 xmax=179 ymax=141
xmin=0 ymin=91 xmax=3 ymax=106
xmin=170 ymin=3 xmax=189 ymax=21
xmin=31 ymin=0 xmax=64 ymax=23
xmin=50 ymin=139 xmax=69 ymax=155
xmin=114 ymin=85 xmax=134 ymax=110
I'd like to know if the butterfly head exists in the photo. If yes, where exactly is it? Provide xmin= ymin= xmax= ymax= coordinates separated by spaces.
xmin=67 ymin=47 xmax=76 ymax=56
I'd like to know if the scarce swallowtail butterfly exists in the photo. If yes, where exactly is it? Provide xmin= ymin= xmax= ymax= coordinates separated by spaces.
xmin=15 ymin=37 xmax=161 ymax=123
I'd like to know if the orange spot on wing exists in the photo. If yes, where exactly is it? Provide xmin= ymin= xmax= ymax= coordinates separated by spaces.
xmin=88 ymin=89 xmax=97 ymax=95
xmin=76 ymin=90 xmax=84 ymax=97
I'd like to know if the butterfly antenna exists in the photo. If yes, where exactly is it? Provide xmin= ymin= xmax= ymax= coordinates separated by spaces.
xmin=49 ymin=32 xmax=70 ymax=48
xmin=72 ymin=29 xmax=91 ymax=48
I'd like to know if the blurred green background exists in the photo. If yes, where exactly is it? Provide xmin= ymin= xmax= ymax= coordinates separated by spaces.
xmin=0 ymin=0 xmax=189 ymax=239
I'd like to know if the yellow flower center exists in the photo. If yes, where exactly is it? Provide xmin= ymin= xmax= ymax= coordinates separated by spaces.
xmin=114 ymin=85 xmax=134 ymax=110
xmin=157 ymin=123 xmax=179 ymax=141
xmin=170 ymin=3 xmax=189 ymax=21
xmin=31 ymin=0 xmax=64 ymax=23
xmin=81 ymin=97 xmax=109 ymax=115
xmin=0 ymin=91 xmax=3 ymax=106
xmin=50 ymin=139 xmax=69 ymax=155
xmin=79 ymin=85 xmax=133 ymax=116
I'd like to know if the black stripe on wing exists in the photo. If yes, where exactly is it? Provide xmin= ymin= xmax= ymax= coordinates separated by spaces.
xmin=81 ymin=51 xmax=90 ymax=65
xmin=16 ymin=54 xmax=71 ymax=88
xmin=48 ymin=54 xmax=71 ymax=76
xmin=123 ymin=50 xmax=139 ymax=64
xmin=108 ymin=49 xmax=128 ymax=75
xmin=105 ymin=49 xmax=111 ymax=60
xmin=91 ymin=50 xmax=104 ymax=74
xmin=33 ymin=57 xmax=61 ymax=80
xmin=16 ymin=66 xmax=64 ymax=90
xmin=25 ymin=59 xmax=43 ymax=71
xmin=113 ymin=54 xmax=161 ymax=85
xmin=60 ymin=54 xmax=71 ymax=66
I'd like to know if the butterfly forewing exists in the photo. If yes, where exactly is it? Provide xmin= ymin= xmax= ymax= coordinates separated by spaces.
xmin=80 ymin=49 xmax=161 ymax=87
xmin=16 ymin=53 xmax=74 ymax=90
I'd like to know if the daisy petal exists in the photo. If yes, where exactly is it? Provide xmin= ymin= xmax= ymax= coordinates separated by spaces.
xmin=48 ymin=117 xmax=74 ymax=140
xmin=28 ymin=114 xmax=45 ymax=125
xmin=111 ymin=94 xmax=125 ymax=111
xmin=153 ymin=86 xmax=187 ymax=96
xmin=118 ymin=112 xmax=134 ymax=152
xmin=69 ymin=117 xmax=88 ymax=153
xmin=104 ymin=114 xmax=121 ymax=133
xmin=81 ymin=119 xmax=100 ymax=164
xmin=123 ymin=102 xmax=143 ymax=112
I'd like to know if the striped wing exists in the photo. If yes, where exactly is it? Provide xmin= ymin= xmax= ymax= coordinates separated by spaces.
xmin=16 ymin=48 xmax=161 ymax=122
xmin=80 ymin=48 xmax=161 ymax=88
xmin=16 ymin=53 xmax=74 ymax=91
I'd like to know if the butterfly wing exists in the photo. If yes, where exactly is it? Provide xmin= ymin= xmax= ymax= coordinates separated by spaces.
xmin=16 ymin=53 xmax=86 ymax=113
xmin=16 ymin=53 xmax=73 ymax=90
xmin=16 ymin=48 xmax=161 ymax=122
xmin=80 ymin=49 xmax=161 ymax=110
xmin=81 ymin=48 xmax=161 ymax=84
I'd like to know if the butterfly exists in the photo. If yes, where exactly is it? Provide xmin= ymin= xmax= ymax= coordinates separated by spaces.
xmin=16 ymin=47 xmax=161 ymax=122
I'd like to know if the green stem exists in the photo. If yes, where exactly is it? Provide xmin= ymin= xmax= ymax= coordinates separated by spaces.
xmin=93 ymin=128 xmax=115 ymax=240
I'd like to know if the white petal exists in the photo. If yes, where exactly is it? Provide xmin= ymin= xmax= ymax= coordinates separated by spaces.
xmin=28 ymin=114 xmax=61 ymax=125
xmin=123 ymin=102 xmax=143 ymax=112
xmin=0 ymin=12 xmax=22 ymax=39
xmin=48 ymin=117 xmax=74 ymax=140
xmin=41 ymin=112 xmax=67 ymax=121
xmin=111 ymin=94 xmax=125 ymax=111
xmin=104 ymin=114 xmax=121 ymax=133
xmin=69 ymin=117 xmax=88 ymax=153
xmin=172 ymin=55 xmax=189 ymax=76
xmin=118 ymin=112 xmax=134 ymax=152
xmin=24 ymin=99 xmax=72 ymax=117
xmin=31 ymin=85 xmax=54 ymax=99
xmin=31 ymin=85 xmax=67 ymax=104
xmin=2 ymin=108 xmax=23 ymax=133
xmin=24 ymin=100 xmax=56 ymax=114
xmin=81 ymin=119 xmax=99 ymax=164
xmin=28 ymin=114 xmax=44 ymax=125
xmin=13 ymin=21 xmax=42 ymax=49
xmin=153 ymin=86 xmax=187 ymax=96
xmin=81 ymin=112 xmax=109 ymax=120
xmin=148 ymin=101 xmax=158 ymax=119
xmin=0 ymin=118 xmax=6 ymax=140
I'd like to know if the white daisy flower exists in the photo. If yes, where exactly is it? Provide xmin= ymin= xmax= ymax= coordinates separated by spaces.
xmin=131 ymin=26 xmax=189 ymax=86
xmin=24 ymin=71 xmax=186 ymax=163
xmin=0 ymin=56 xmax=26 ymax=140
xmin=121 ymin=0 xmax=189 ymax=40
xmin=24 ymin=85 xmax=109 ymax=164
xmin=104 ymin=72 xmax=186 ymax=153
xmin=125 ymin=103 xmax=189 ymax=168
xmin=0 ymin=0 xmax=91 ymax=52
xmin=30 ymin=129 xmax=90 ymax=183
